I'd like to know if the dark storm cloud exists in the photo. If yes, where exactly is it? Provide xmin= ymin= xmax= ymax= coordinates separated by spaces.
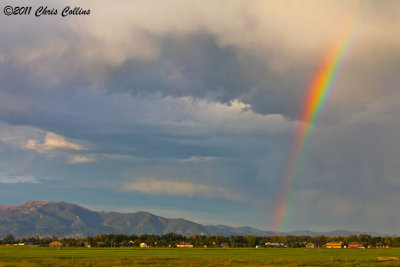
xmin=104 ymin=31 xmax=305 ymax=118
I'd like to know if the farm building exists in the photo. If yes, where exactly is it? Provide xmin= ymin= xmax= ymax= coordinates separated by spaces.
xmin=348 ymin=242 xmax=365 ymax=248
xmin=49 ymin=241 xmax=63 ymax=247
xmin=305 ymin=242 xmax=321 ymax=248
xmin=376 ymin=243 xmax=390 ymax=248
xmin=325 ymin=241 xmax=344 ymax=248
xmin=177 ymin=244 xmax=194 ymax=248
xmin=265 ymin=242 xmax=285 ymax=248
xmin=220 ymin=243 xmax=229 ymax=248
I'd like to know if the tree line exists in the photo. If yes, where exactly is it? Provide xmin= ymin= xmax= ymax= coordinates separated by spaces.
xmin=1 ymin=233 xmax=399 ymax=247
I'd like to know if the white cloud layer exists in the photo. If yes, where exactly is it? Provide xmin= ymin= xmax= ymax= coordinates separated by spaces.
xmin=68 ymin=155 xmax=95 ymax=164
xmin=0 ymin=175 xmax=38 ymax=184
xmin=26 ymin=132 xmax=85 ymax=153
xmin=124 ymin=179 xmax=246 ymax=202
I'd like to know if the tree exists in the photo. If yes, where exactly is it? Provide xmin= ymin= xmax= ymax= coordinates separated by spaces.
xmin=346 ymin=235 xmax=358 ymax=243
xmin=313 ymin=235 xmax=327 ymax=245
xmin=247 ymin=236 xmax=257 ymax=247
xmin=3 ymin=235 xmax=15 ymax=244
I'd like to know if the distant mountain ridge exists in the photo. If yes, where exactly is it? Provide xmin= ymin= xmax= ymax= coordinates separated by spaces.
xmin=0 ymin=201 xmax=391 ymax=238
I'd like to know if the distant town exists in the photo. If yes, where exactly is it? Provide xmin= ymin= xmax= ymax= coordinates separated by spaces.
xmin=1 ymin=233 xmax=398 ymax=248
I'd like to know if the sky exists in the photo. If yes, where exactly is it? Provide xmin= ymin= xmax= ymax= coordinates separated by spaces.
xmin=0 ymin=0 xmax=399 ymax=234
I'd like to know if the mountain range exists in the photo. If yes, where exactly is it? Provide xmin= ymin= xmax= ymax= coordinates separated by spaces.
xmin=0 ymin=201 xmax=390 ymax=238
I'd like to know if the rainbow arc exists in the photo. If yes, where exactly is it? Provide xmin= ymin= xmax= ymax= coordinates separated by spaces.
xmin=272 ymin=2 xmax=371 ymax=233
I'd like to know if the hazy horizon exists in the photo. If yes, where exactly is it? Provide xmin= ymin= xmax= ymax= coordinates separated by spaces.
xmin=1 ymin=200 xmax=396 ymax=236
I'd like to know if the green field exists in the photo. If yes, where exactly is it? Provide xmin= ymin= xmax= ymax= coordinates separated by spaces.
xmin=0 ymin=247 xmax=399 ymax=266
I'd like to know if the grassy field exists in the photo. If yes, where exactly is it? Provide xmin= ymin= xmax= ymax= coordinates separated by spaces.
xmin=0 ymin=246 xmax=399 ymax=266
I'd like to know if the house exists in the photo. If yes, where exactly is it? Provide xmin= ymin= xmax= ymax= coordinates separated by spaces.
xmin=220 ymin=243 xmax=229 ymax=248
xmin=348 ymin=242 xmax=365 ymax=249
xmin=177 ymin=244 xmax=194 ymax=248
xmin=376 ymin=243 xmax=390 ymax=248
xmin=265 ymin=242 xmax=285 ymax=248
xmin=49 ymin=241 xmax=63 ymax=247
xmin=325 ymin=241 xmax=344 ymax=248
xmin=305 ymin=243 xmax=314 ymax=248
xmin=305 ymin=242 xmax=321 ymax=248
xmin=140 ymin=243 xmax=148 ymax=248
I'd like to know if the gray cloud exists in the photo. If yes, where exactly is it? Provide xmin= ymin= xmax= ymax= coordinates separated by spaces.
xmin=1 ymin=1 xmax=399 ymax=122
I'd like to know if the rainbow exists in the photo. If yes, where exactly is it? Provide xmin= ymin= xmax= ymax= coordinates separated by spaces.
xmin=272 ymin=2 xmax=370 ymax=233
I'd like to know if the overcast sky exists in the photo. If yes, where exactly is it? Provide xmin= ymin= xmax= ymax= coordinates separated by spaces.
xmin=0 ymin=0 xmax=399 ymax=234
